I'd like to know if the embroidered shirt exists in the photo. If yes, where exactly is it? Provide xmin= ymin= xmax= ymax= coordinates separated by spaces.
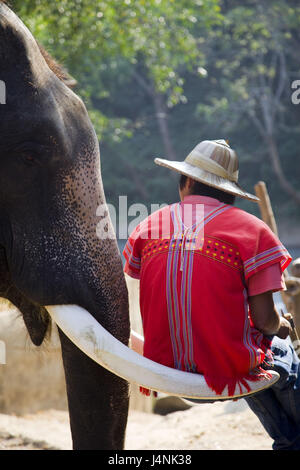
xmin=123 ymin=195 xmax=292 ymax=395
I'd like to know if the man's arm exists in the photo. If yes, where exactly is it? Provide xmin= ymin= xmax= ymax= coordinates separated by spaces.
xmin=248 ymin=291 xmax=292 ymax=339
xmin=130 ymin=330 xmax=144 ymax=355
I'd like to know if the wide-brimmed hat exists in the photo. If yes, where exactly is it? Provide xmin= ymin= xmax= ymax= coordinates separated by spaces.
xmin=154 ymin=139 xmax=259 ymax=202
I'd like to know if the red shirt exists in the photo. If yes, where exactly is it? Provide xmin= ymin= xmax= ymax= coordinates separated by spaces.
xmin=123 ymin=196 xmax=291 ymax=395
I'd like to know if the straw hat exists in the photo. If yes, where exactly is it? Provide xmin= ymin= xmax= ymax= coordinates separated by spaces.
xmin=154 ymin=139 xmax=259 ymax=202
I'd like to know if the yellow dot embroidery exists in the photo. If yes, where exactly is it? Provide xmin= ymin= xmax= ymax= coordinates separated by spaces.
xmin=227 ymin=259 xmax=231 ymax=263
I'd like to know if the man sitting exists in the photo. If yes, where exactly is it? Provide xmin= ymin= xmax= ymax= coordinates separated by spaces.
xmin=124 ymin=139 xmax=300 ymax=450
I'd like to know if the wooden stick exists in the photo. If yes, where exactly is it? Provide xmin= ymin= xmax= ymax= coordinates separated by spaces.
xmin=254 ymin=181 xmax=278 ymax=237
xmin=254 ymin=182 xmax=300 ymax=356
xmin=254 ymin=181 xmax=287 ymax=279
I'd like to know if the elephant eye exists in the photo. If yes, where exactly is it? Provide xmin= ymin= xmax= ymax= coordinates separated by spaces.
xmin=24 ymin=153 xmax=35 ymax=161
xmin=15 ymin=142 xmax=47 ymax=166
xmin=21 ymin=152 xmax=38 ymax=165
xmin=14 ymin=141 xmax=51 ymax=167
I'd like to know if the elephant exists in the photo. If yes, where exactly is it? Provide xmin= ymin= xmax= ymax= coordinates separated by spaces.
xmin=0 ymin=2 xmax=130 ymax=449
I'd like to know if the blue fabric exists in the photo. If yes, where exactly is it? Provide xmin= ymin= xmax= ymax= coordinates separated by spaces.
xmin=183 ymin=335 xmax=300 ymax=448
xmin=245 ymin=336 xmax=300 ymax=450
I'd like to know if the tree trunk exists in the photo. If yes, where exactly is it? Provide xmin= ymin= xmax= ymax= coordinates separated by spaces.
xmin=264 ymin=134 xmax=300 ymax=207
xmin=133 ymin=71 xmax=177 ymax=162
xmin=152 ymin=92 xmax=177 ymax=161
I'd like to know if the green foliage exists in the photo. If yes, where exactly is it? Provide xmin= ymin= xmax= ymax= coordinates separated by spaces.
xmin=14 ymin=0 xmax=221 ymax=106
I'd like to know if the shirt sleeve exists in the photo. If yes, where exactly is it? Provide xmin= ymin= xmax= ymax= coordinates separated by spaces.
xmin=247 ymin=262 xmax=286 ymax=296
xmin=123 ymin=228 xmax=142 ymax=280
xmin=241 ymin=219 xmax=292 ymax=282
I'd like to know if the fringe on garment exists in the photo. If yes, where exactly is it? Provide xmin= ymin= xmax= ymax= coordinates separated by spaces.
xmin=204 ymin=349 xmax=275 ymax=397
xmin=139 ymin=387 xmax=157 ymax=397
xmin=204 ymin=366 xmax=274 ymax=397
xmin=203 ymin=340 xmax=275 ymax=396
xmin=139 ymin=355 xmax=274 ymax=398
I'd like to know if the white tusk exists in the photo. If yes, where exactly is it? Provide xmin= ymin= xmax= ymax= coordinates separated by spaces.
xmin=45 ymin=304 xmax=280 ymax=400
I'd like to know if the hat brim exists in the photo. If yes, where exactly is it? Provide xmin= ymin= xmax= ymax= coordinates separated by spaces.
xmin=154 ymin=158 xmax=259 ymax=203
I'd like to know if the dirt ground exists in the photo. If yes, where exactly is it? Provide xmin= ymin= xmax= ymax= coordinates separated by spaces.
xmin=0 ymin=398 xmax=274 ymax=451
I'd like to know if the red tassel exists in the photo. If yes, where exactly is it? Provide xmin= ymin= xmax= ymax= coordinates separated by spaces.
xmin=139 ymin=387 xmax=157 ymax=397
xmin=139 ymin=386 xmax=151 ymax=396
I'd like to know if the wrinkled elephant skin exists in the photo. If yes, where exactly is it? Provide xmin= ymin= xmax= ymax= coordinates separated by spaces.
xmin=0 ymin=3 xmax=129 ymax=450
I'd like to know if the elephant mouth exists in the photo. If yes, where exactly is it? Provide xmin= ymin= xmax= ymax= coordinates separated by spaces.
xmin=0 ymin=245 xmax=50 ymax=346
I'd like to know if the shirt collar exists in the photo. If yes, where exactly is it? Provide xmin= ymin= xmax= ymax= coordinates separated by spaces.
xmin=182 ymin=195 xmax=222 ymax=206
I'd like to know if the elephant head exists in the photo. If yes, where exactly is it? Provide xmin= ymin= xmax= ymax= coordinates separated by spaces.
xmin=0 ymin=3 xmax=130 ymax=449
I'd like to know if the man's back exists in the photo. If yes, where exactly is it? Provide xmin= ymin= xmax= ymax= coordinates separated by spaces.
xmin=124 ymin=195 xmax=291 ymax=395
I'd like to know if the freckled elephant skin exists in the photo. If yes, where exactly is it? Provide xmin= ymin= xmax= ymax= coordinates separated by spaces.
xmin=0 ymin=3 xmax=129 ymax=449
